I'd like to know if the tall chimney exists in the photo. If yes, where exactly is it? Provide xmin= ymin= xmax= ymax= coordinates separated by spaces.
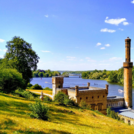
xmin=123 ymin=37 xmax=133 ymax=108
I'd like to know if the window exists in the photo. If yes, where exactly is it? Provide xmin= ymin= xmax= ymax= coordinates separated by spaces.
xmin=92 ymin=96 xmax=94 ymax=99
xmin=86 ymin=97 xmax=88 ymax=100
xmin=80 ymin=98 xmax=82 ymax=100
xmin=98 ymin=96 xmax=99 ymax=98
xmin=103 ymin=95 xmax=105 ymax=98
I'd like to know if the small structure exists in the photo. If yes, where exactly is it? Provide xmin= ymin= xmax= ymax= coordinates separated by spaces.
xmin=40 ymin=91 xmax=44 ymax=101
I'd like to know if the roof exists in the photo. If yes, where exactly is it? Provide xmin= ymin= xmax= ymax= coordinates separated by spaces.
xmin=107 ymin=96 xmax=124 ymax=100
xmin=112 ymin=108 xmax=134 ymax=119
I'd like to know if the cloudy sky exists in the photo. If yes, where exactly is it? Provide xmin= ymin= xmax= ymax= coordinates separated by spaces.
xmin=0 ymin=0 xmax=134 ymax=71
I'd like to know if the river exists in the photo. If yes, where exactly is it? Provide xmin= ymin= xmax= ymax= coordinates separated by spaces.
xmin=30 ymin=76 xmax=134 ymax=108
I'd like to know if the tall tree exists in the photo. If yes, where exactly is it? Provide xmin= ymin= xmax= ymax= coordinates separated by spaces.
xmin=4 ymin=36 xmax=39 ymax=88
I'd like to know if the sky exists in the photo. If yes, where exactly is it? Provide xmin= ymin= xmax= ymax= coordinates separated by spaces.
xmin=0 ymin=0 xmax=134 ymax=71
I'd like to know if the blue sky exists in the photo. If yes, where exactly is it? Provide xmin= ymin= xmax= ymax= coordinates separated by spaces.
xmin=0 ymin=0 xmax=134 ymax=71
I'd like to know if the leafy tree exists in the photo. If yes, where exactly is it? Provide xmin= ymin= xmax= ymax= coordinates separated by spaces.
xmin=4 ymin=36 xmax=39 ymax=87
xmin=31 ymin=84 xmax=43 ymax=89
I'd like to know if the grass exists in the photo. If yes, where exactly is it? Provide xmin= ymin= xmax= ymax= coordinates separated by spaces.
xmin=29 ymin=90 xmax=52 ymax=95
xmin=0 ymin=92 xmax=134 ymax=134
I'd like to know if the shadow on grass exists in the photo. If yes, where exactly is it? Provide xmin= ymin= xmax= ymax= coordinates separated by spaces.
xmin=0 ymin=118 xmax=16 ymax=133
xmin=0 ymin=95 xmax=31 ymax=118
xmin=49 ymin=106 xmax=100 ymax=129
xmin=13 ymin=129 xmax=72 ymax=134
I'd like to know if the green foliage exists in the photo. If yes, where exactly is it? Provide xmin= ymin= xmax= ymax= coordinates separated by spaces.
xmin=26 ymin=83 xmax=33 ymax=89
xmin=54 ymin=92 xmax=78 ymax=106
xmin=15 ymin=88 xmax=37 ymax=100
xmin=54 ymin=92 xmax=69 ymax=105
xmin=43 ymin=96 xmax=52 ymax=102
xmin=79 ymin=100 xmax=87 ymax=109
xmin=43 ymin=87 xmax=52 ymax=91
xmin=32 ymin=69 xmax=60 ymax=78
xmin=107 ymin=107 xmax=120 ymax=120
xmin=0 ymin=68 xmax=24 ymax=93
xmin=81 ymin=67 xmax=126 ymax=85
xmin=4 ymin=36 xmax=39 ymax=88
xmin=29 ymin=100 xmax=49 ymax=120
xmin=31 ymin=84 xmax=43 ymax=89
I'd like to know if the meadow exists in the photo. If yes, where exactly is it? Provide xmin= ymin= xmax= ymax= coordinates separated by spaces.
xmin=0 ymin=91 xmax=134 ymax=134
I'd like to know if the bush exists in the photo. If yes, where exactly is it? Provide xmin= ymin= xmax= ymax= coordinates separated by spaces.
xmin=26 ymin=83 xmax=33 ymax=89
xmin=43 ymin=87 xmax=52 ymax=91
xmin=29 ymin=100 xmax=49 ymax=120
xmin=107 ymin=107 xmax=120 ymax=120
xmin=15 ymin=89 xmax=37 ymax=100
xmin=64 ymin=98 xmax=78 ymax=107
xmin=54 ymin=91 xmax=69 ymax=105
xmin=43 ymin=96 xmax=52 ymax=102
xmin=0 ymin=69 xmax=24 ymax=93
xmin=31 ymin=84 xmax=43 ymax=89
xmin=79 ymin=100 xmax=87 ymax=109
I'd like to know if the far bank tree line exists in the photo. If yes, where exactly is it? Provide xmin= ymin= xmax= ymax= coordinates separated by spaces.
xmin=81 ymin=67 xmax=134 ymax=86
xmin=32 ymin=69 xmax=60 ymax=77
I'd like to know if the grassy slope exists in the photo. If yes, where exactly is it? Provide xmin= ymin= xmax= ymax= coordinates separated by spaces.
xmin=0 ymin=92 xmax=134 ymax=134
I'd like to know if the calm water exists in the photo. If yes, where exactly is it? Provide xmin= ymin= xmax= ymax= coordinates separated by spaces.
xmin=30 ymin=77 xmax=134 ymax=108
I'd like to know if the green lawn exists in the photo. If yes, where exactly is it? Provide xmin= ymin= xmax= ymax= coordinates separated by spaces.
xmin=0 ymin=92 xmax=134 ymax=134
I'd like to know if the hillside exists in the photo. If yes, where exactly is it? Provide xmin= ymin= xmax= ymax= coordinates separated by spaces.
xmin=0 ymin=92 xmax=134 ymax=134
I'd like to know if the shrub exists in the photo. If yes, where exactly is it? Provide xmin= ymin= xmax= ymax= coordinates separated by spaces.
xmin=0 ymin=69 xmax=24 ymax=93
xmin=43 ymin=96 xmax=52 ymax=102
xmin=43 ymin=87 xmax=52 ymax=91
xmin=29 ymin=100 xmax=49 ymax=120
xmin=26 ymin=83 xmax=33 ymax=89
xmin=64 ymin=98 xmax=78 ymax=107
xmin=79 ymin=100 xmax=87 ymax=109
xmin=107 ymin=107 xmax=120 ymax=120
xmin=54 ymin=91 xmax=68 ymax=105
xmin=31 ymin=84 xmax=43 ymax=89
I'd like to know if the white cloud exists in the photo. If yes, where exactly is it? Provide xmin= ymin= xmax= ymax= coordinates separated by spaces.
xmin=105 ymin=44 xmax=110 ymax=47
xmin=0 ymin=39 xmax=5 ymax=43
xmin=100 ymin=47 xmax=105 ymax=49
xmin=85 ymin=57 xmax=96 ymax=62
xmin=106 ymin=16 xmax=109 ymax=19
xmin=109 ymin=57 xmax=122 ymax=61
xmin=100 ymin=28 xmax=116 ymax=33
xmin=44 ymin=15 xmax=49 ymax=18
xmin=132 ymin=48 xmax=134 ymax=49
xmin=119 ymin=28 xmax=124 ymax=31
xmin=96 ymin=42 xmax=101 ymax=46
xmin=80 ymin=59 xmax=83 ymax=61
xmin=41 ymin=50 xmax=50 ymax=53
xmin=131 ymin=0 xmax=134 ymax=4
xmin=66 ymin=56 xmax=76 ymax=61
xmin=105 ymin=17 xmax=127 ymax=26
xmin=123 ymin=22 xmax=129 ymax=25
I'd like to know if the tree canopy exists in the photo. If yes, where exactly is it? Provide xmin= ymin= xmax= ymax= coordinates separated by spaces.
xmin=4 ymin=36 xmax=39 ymax=87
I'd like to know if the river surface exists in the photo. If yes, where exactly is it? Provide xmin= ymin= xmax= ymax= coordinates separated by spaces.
xmin=30 ymin=77 xmax=134 ymax=108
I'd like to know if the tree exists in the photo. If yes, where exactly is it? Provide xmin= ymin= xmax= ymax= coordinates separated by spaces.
xmin=4 ymin=36 xmax=39 ymax=88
